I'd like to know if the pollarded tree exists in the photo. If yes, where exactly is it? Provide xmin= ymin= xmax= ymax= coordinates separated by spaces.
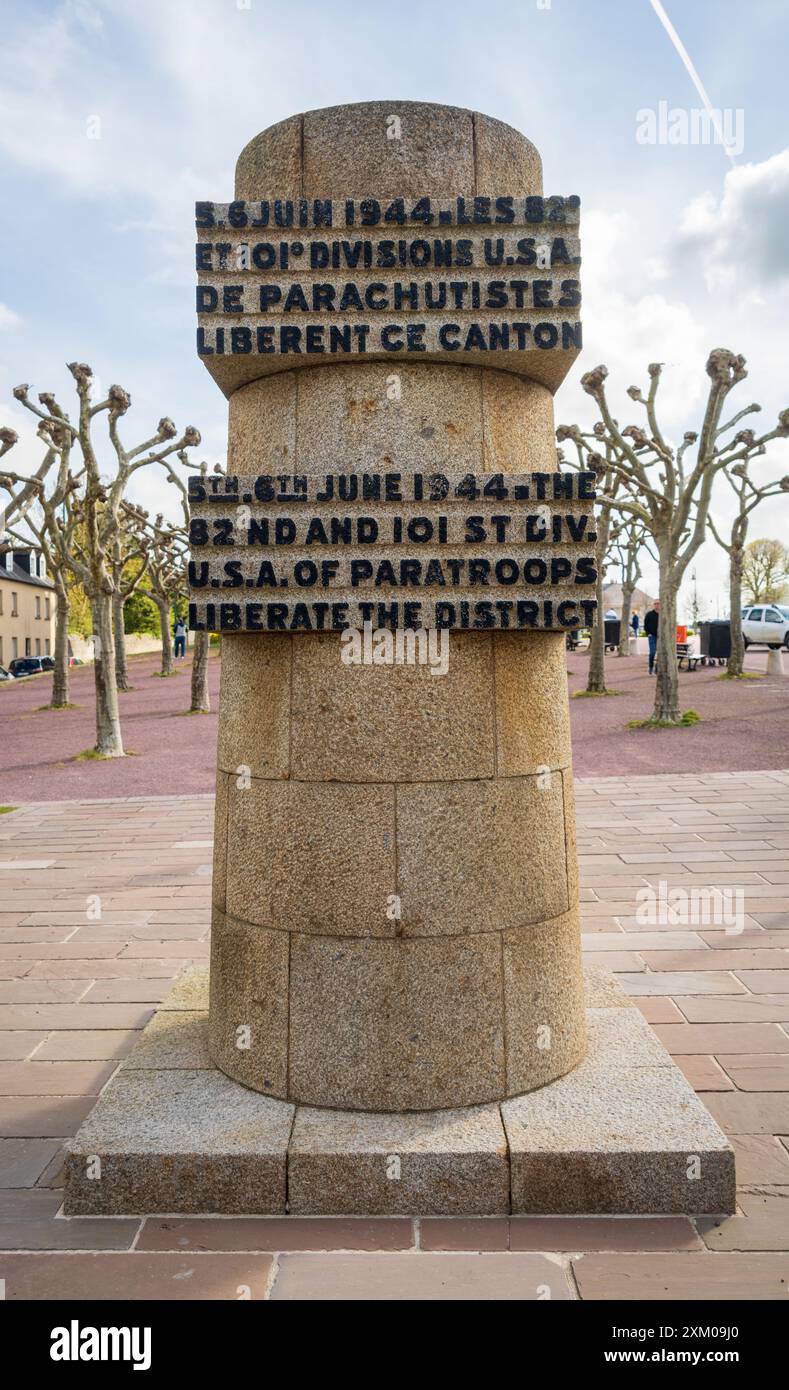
xmin=7 ymin=367 xmax=200 ymax=754
xmin=557 ymin=425 xmax=621 ymax=694
xmin=742 ymin=538 xmax=789 ymax=605
xmin=145 ymin=515 xmax=188 ymax=678
xmin=111 ymin=503 xmax=154 ymax=691
xmin=0 ymin=416 xmax=82 ymax=708
xmin=161 ymin=455 xmax=213 ymax=713
xmin=568 ymin=352 xmax=789 ymax=724
xmin=708 ymin=455 xmax=789 ymax=677
xmin=609 ymin=515 xmax=652 ymax=657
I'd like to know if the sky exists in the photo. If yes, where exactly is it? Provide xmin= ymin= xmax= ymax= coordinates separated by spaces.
xmin=1 ymin=0 xmax=788 ymax=617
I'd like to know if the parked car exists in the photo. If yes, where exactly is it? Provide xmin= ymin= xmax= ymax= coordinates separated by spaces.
xmin=8 ymin=656 xmax=49 ymax=678
xmin=41 ymin=656 xmax=55 ymax=670
xmin=741 ymin=605 xmax=789 ymax=649
xmin=0 ymin=665 xmax=14 ymax=681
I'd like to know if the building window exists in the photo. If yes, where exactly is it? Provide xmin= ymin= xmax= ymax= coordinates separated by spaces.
xmin=25 ymin=638 xmax=31 ymax=656
xmin=11 ymin=592 xmax=18 ymax=617
xmin=45 ymin=597 xmax=51 ymax=620
xmin=35 ymin=638 xmax=41 ymax=656
xmin=45 ymin=639 xmax=50 ymax=655
xmin=11 ymin=638 xmax=17 ymax=661
xmin=0 ymin=589 xmax=3 ymax=615
xmin=35 ymin=596 xmax=41 ymax=619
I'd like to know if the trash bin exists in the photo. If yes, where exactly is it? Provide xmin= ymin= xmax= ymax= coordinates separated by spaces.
xmin=604 ymin=619 xmax=621 ymax=648
xmin=699 ymin=620 xmax=731 ymax=660
xmin=676 ymin=625 xmax=688 ymax=645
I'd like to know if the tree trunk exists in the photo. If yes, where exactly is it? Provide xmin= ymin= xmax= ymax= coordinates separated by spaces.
xmin=113 ymin=594 xmax=131 ymax=691
xmin=652 ymin=568 xmax=681 ymax=723
xmin=158 ymin=599 xmax=174 ymax=676
xmin=51 ymin=585 xmax=70 ymax=709
xmin=190 ymin=629 xmax=210 ymax=712
xmin=618 ymin=582 xmax=635 ymax=656
xmin=586 ymin=560 xmax=607 ymax=692
xmin=727 ymin=546 xmax=745 ymax=678
xmin=91 ymin=595 xmax=124 ymax=756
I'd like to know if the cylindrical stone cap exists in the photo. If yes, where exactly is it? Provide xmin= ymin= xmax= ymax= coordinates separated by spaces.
xmin=235 ymin=101 xmax=543 ymax=201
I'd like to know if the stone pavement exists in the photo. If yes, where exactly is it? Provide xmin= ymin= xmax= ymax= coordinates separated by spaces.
xmin=0 ymin=771 xmax=788 ymax=1300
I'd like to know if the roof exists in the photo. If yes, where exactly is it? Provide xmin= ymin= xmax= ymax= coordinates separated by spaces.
xmin=0 ymin=556 xmax=55 ymax=591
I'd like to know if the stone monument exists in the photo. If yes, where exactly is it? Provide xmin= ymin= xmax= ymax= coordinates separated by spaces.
xmin=65 ymin=102 xmax=734 ymax=1218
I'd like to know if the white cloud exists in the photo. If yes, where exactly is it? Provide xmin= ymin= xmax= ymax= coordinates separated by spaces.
xmin=679 ymin=149 xmax=789 ymax=291
xmin=0 ymin=304 xmax=21 ymax=330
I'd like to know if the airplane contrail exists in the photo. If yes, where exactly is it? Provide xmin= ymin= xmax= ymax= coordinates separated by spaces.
xmin=649 ymin=0 xmax=737 ymax=163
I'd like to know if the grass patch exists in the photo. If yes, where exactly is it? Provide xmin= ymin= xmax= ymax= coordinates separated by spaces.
xmin=718 ymin=671 xmax=764 ymax=681
xmin=0 ymin=806 xmax=17 ymax=815
xmin=176 ymin=708 xmax=211 ymax=716
xmin=35 ymin=702 xmax=79 ymax=711
xmin=627 ymin=709 xmax=702 ymax=729
xmin=74 ymin=747 xmax=139 ymax=761
xmin=572 ymin=688 xmax=621 ymax=698
xmin=151 ymin=670 xmax=181 ymax=678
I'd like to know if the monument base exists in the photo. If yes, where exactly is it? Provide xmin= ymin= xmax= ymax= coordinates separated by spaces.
xmin=63 ymin=967 xmax=735 ymax=1218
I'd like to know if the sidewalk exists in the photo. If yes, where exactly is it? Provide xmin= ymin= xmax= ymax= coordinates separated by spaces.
xmin=1 ymin=771 xmax=788 ymax=1299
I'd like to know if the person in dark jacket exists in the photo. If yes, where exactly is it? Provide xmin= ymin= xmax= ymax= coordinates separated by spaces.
xmin=644 ymin=600 xmax=660 ymax=673
xmin=631 ymin=611 xmax=640 ymax=637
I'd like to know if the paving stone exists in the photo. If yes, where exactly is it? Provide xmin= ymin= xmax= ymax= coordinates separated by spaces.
xmin=508 ymin=1216 xmax=702 ymax=1252
xmin=654 ymin=1022 xmax=789 ymax=1054
xmin=720 ymin=1054 xmax=789 ymax=1090
xmin=735 ymin=970 xmax=789 ymax=994
xmin=615 ymin=971 xmax=746 ymax=996
xmin=0 ymin=1033 xmax=47 ymax=1060
xmin=0 ymin=981 xmax=89 ymax=1003
xmin=0 ymin=1061 xmax=116 ymax=1096
xmin=572 ymin=1251 xmax=789 ymax=1300
xmin=634 ymin=999 xmax=684 ymax=1023
xmin=0 ymin=1252 xmax=274 ymax=1299
xmin=700 ymin=1092 xmax=789 ymax=1136
xmin=26 ymin=959 xmax=183 ymax=979
xmin=0 ymin=1097 xmax=95 ymax=1138
xmin=80 ymin=979 xmax=174 ymax=1004
xmin=138 ymin=1216 xmax=414 ymax=1251
xmin=731 ymin=1135 xmax=789 ymax=1185
xmin=269 ymin=1251 xmax=573 ymax=1301
xmin=0 ymin=1138 xmax=62 ymax=1187
xmin=0 ymin=1206 xmax=139 ymax=1251
xmin=699 ymin=1192 xmax=789 ymax=1251
xmin=642 ymin=950 xmax=789 ymax=971
xmin=674 ymin=1055 xmax=733 ymax=1091
xmin=0 ymin=1004 xmax=154 ymax=1030
xmin=418 ymin=1215 xmax=700 ymax=1251
xmin=677 ymin=996 xmax=789 ymax=1023
xmin=33 ymin=1031 xmax=138 ymax=1061
xmin=419 ymin=1217 xmax=510 ymax=1250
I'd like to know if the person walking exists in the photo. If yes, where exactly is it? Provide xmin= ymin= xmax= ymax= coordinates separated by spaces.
xmin=631 ymin=611 xmax=640 ymax=638
xmin=174 ymin=616 xmax=187 ymax=659
xmin=644 ymin=600 xmax=660 ymax=674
